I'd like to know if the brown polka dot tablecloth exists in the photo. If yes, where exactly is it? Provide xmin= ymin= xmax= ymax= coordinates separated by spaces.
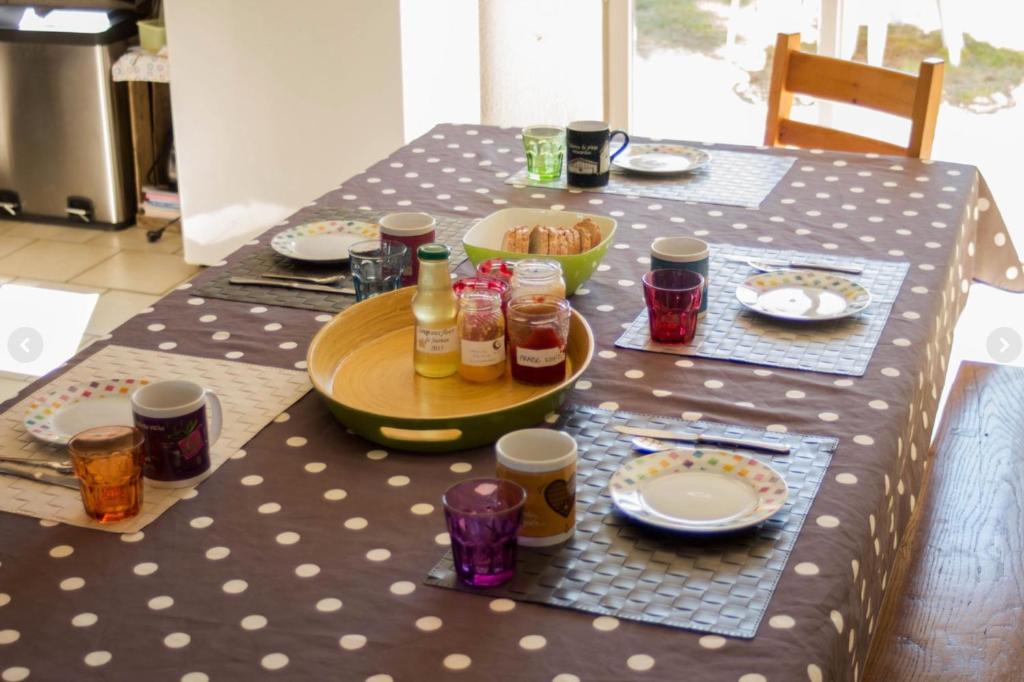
xmin=0 ymin=124 xmax=1021 ymax=682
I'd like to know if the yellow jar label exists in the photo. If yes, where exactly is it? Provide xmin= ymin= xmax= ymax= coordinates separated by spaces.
xmin=416 ymin=326 xmax=457 ymax=354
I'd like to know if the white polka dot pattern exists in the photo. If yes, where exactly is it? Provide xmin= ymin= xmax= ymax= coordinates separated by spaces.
xmin=1 ymin=124 xmax=1017 ymax=682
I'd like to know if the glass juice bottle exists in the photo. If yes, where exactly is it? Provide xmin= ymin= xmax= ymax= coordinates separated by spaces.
xmin=457 ymin=289 xmax=505 ymax=383
xmin=412 ymin=243 xmax=459 ymax=378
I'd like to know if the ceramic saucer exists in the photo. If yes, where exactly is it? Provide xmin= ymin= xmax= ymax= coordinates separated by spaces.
xmin=735 ymin=270 xmax=872 ymax=321
xmin=610 ymin=448 xmax=788 ymax=534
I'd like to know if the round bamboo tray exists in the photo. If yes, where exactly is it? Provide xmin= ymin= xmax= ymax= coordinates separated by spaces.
xmin=307 ymin=287 xmax=594 ymax=452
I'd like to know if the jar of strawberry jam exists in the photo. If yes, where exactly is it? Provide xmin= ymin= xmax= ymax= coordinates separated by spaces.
xmin=507 ymin=295 xmax=571 ymax=385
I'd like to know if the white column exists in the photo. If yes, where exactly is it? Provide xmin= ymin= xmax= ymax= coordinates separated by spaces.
xmin=479 ymin=0 xmax=604 ymax=127
xmin=603 ymin=0 xmax=633 ymax=131
xmin=165 ymin=0 xmax=406 ymax=265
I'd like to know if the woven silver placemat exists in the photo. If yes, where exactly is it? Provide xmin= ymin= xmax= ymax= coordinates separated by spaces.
xmin=615 ymin=245 xmax=910 ymax=376
xmin=505 ymin=150 xmax=796 ymax=209
xmin=194 ymin=208 xmax=475 ymax=313
xmin=425 ymin=404 xmax=837 ymax=639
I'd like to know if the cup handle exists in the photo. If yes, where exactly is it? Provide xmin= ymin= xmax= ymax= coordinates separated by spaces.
xmin=204 ymin=391 xmax=223 ymax=447
xmin=609 ymin=130 xmax=630 ymax=160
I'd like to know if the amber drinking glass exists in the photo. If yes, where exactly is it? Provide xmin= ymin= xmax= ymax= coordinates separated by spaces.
xmin=68 ymin=425 xmax=145 ymax=523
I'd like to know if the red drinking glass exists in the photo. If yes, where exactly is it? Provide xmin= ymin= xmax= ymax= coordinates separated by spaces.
xmin=642 ymin=269 xmax=704 ymax=344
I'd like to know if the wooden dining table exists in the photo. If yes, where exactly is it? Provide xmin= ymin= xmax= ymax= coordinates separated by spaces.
xmin=0 ymin=124 xmax=1020 ymax=682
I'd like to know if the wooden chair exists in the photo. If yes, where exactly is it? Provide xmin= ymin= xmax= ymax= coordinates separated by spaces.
xmin=764 ymin=32 xmax=945 ymax=159
xmin=865 ymin=362 xmax=1024 ymax=680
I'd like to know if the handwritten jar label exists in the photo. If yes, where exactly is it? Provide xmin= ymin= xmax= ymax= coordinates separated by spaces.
xmin=461 ymin=337 xmax=505 ymax=366
xmin=516 ymin=346 xmax=565 ymax=368
xmin=416 ymin=326 xmax=457 ymax=354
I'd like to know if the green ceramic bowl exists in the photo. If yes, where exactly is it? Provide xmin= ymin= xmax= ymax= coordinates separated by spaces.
xmin=307 ymin=287 xmax=594 ymax=453
xmin=462 ymin=207 xmax=617 ymax=295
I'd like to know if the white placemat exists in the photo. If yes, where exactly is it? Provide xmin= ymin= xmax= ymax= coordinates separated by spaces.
xmin=0 ymin=345 xmax=310 ymax=533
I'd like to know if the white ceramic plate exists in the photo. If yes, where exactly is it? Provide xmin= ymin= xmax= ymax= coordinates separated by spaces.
xmin=270 ymin=220 xmax=379 ymax=263
xmin=23 ymin=378 xmax=148 ymax=446
xmin=610 ymin=448 xmax=788 ymax=534
xmin=612 ymin=144 xmax=711 ymax=175
xmin=735 ymin=270 xmax=872 ymax=322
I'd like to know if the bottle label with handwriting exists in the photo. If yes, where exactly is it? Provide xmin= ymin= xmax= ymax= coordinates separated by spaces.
xmin=416 ymin=326 xmax=457 ymax=354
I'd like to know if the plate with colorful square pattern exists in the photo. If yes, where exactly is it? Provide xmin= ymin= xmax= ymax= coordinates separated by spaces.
xmin=735 ymin=269 xmax=872 ymax=322
xmin=23 ymin=378 xmax=149 ymax=446
xmin=610 ymin=448 xmax=788 ymax=534
xmin=271 ymin=219 xmax=379 ymax=263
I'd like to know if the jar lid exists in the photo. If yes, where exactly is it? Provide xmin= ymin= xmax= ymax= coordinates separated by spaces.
xmin=507 ymin=294 xmax=570 ymax=322
xmin=459 ymin=288 xmax=502 ymax=310
xmin=417 ymin=243 xmax=451 ymax=261
xmin=513 ymin=259 xmax=562 ymax=279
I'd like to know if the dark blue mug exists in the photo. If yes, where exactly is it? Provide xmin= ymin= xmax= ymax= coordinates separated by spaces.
xmin=566 ymin=121 xmax=629 ymax=188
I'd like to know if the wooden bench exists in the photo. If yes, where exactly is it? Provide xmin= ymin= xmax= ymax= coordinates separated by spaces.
xmin=865 ymin=361 xmax=1024 ymax=680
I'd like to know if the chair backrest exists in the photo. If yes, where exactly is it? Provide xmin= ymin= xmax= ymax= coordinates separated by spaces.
xmin=763 ymin=33 xmax=944 ymax=159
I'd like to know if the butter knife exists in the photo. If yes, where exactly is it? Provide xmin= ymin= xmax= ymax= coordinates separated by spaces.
xmin=0 ymin=463 xmax=80 ymax=489
xmin=614 ymin=425 xmax=791 ymax=454
xmin=723 ymin=255 xmax=864 ymax=275
xmin=229 ymin=277 xmax=356 ymax=295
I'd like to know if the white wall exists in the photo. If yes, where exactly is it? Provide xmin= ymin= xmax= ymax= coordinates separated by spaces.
xmin=400 ymin=0 xmax=481 ymax=141
xmin=479 ymin=0 xmax=604 ymax=127
xmin=164 ymin=0 xmax=405 ymax=264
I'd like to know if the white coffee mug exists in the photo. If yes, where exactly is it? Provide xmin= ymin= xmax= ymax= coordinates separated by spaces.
xmin=495 ymin=429 xmax=577 ymax=546
xmin=131 ymin=380 xmax=223 ymax=488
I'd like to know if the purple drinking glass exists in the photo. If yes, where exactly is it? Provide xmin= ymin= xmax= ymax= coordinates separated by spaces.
xmin=442 ymin=478 xmax=527 ymax=587
xmin=642 ymin=269 xmax=705 ymax=344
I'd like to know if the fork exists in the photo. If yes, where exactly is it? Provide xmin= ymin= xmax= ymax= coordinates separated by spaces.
xmin=261 ymin=272 xmax=348 ymax=285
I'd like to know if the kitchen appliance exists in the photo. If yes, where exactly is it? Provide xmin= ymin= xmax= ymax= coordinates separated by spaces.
xmin=0 ymin=6 xmax=138 ymax=228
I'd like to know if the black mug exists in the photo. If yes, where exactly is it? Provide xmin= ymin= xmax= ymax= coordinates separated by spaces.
xmin=566 ymin=121 xmax=629 ymax=188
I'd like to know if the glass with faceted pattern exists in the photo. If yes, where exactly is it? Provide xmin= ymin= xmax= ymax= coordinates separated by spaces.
xmin=442 ymin=478 xmax=526 ymax=587
xmin=643 ymin=268 xmax=704 ymax=344
xmin=68 ymin=425 xmax=145 ymax=523
xmin=522 ymin=125 xmax=566 ymax=181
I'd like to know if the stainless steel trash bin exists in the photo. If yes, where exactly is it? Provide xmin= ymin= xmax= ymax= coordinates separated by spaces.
xmin=0 ymin=6 xmax=137 ymax=229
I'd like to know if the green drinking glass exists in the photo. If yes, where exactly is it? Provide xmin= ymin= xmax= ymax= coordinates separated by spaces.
xmin=522 ymin=125 xmax=566 ymax=181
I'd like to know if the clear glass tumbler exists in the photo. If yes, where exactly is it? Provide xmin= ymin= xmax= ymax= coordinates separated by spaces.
xmin=522 ymin=125 xmax=566 ymax=181
xmin=442 ymin=478 xmax=526 ymax=587
xmin=349 ymin=239 xmax=408 ymax=301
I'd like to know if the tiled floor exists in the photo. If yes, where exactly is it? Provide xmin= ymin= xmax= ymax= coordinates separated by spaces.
xmin=0 ymin=220 xmax=199 ymax=401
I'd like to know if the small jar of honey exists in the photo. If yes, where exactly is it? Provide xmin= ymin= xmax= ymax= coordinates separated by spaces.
xmin=457 ymin=289 xmax=506 ymax=383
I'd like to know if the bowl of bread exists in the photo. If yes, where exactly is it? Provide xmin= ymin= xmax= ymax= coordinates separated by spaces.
xmin=462 ymin=208 xmax=617 ymax=295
